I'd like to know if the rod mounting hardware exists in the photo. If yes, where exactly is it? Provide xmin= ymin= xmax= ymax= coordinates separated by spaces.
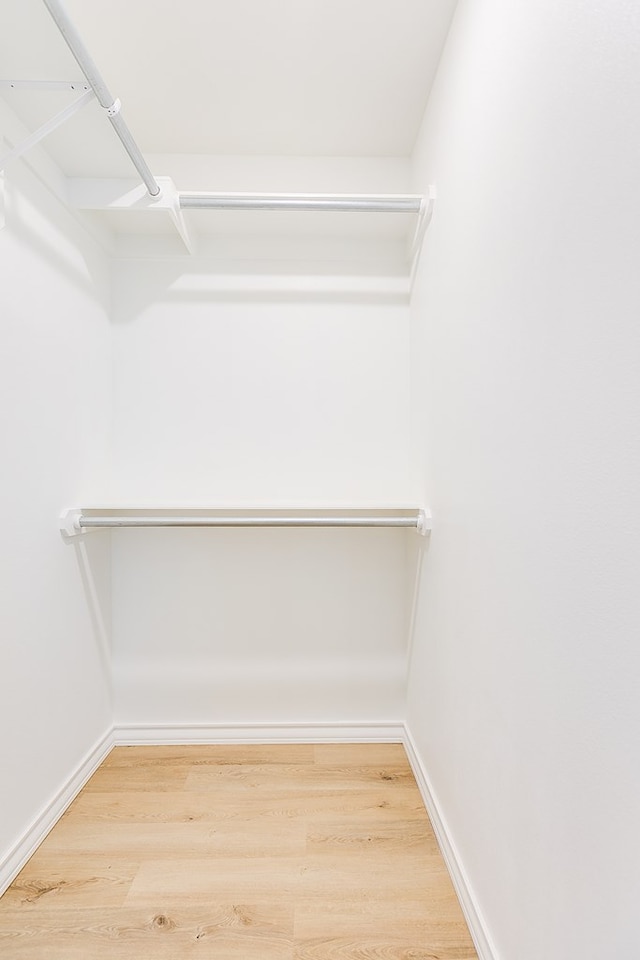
xmin=59 ymin=508 xmax=83 ymax=540
xmin=416 ymin=509 xmax=432 ymax=536
xmin=0 ymin=80 xmax=90 ymax=92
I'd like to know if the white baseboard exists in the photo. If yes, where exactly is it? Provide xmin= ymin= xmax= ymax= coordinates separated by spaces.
xmin=0 ymin=728 xmax=114 ymax=897
xmin=114 ymin=721 xmax=405 ymax=745
xmin=402 ymin=728 xmax=498 ymax=960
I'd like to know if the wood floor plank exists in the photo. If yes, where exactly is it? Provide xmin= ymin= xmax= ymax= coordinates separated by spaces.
xmin=103 ymin=744 xmax=315 ymax=767
xmin=124 ymin=857 xmax=304 ymax=903
xmin=312 ymin=743 xmax=408 ymax=767
xmin=305 ymin=817 xmax=439 ymax=855
xmin=1 ymin=858 xmax=139 ymax=908
xmin=81 ymin=765 xmax=191 ymax=792
xmin=69 ymin=787 xmax=426 ymax=823
xmin=0 ymin=904 xmax=294 ymax=960
xmin=297 ymin=851 xmax=457 ymax=899
xmin=294 ymin=898 xmax=477 ymax=937
xmin=65 ymin=790 xmax=235 ymax=823
xmin=293 ymin=937 xmax=477 ymax=959
xmin=184 ymin=762 xmax=417 ymax=797
xmin=36 ymin=819 xmax=307 ymax=859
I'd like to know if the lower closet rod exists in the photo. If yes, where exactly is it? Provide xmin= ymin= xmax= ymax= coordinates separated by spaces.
xmin=78 ymin=516 xmax=420 ymax=529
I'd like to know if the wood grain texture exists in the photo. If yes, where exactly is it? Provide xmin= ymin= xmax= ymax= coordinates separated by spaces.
xmin=0 ymin=743 xmax=478 ymax=959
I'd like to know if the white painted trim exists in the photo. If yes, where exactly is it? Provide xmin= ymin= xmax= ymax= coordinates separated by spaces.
xmin=0 ymin=728 xmax=114 ymax=897
xmin=114 ymin=721 xmax=405 ymax=745
xmin=402 ymin=728 xmax=499 ymax=960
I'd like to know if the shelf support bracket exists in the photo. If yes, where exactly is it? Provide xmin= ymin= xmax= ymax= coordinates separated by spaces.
xmin=0 ymin=88 xmax=95 ymax=174
xmin=66 ymin=175 xmax=194 ymax=253
xmin=159 ymin=178 xmax=195 ymax=254
xmin=408 ymin=185 xmax=436 ymax=287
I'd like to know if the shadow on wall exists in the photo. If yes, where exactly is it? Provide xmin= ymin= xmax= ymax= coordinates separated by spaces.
xmin=3 ymin=167 xmax=109 ymax=304
xmin=111 ymin=260 xmax=411 ymax=325
xmin=98 ymin=525 xmax=425 ymax=724
xmin=71 ymin=533 xmax=112 ymax=706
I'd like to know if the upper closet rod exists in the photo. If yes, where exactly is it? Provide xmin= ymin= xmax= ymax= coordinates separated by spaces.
xmin=60 ymin=509 xmax=431 ymax=538
xmin=78 ymin=515 xmax=422 ymax=529
xmin=179 ymin=194 xmax=423 ymax=214
xmin=41 ymin=0 xmax=160 ymax=197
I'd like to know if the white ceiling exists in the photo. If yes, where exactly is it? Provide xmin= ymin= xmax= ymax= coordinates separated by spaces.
xmin=1 ymin=0 xmax=458 ymax=160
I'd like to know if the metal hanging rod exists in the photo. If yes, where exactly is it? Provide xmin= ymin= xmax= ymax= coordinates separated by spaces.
xmin=79 ymin=516 xmax=422 ymax=529
xmin=179 ymin=194 xmax=423 ymax=214
xmin=41 ymin=0 xmax=160 ymax=197
xmin=60 ymin=509 xmax=430 ymax=538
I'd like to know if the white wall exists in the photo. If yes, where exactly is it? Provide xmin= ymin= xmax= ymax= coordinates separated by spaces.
xmin=111 ymin=260 xmax=413 ymax=504
xmin=0 ymin=119 xmax=113 ymax=873
xmin=112 ymin=526 xmax=410 ymax=725
xmin=408 ymin=1 xmax=640 ymax=957
xmin=110 ymin=259 xmax=415 ymax=725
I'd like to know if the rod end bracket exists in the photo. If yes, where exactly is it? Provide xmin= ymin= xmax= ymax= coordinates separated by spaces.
xmin=60 ymin=507 xmax=83 ymax=540
xmin=416 ymin=509 xmax=432 ymax=536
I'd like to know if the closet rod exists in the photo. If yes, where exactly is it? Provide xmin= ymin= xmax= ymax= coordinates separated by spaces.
xmin=78 ymin=515 xmax=421 ymax=529
xmin=41 ymin=0 xmax=160 ymax=197
xmin=179 ymin=194 xmax=423 ymax=214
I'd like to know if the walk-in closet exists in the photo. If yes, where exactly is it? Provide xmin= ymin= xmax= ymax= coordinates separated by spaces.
xmin=1 ymin=1 xmax=639 ymax=957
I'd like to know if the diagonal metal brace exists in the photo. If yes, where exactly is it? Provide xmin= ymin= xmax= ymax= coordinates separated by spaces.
xmin=0 ymin=88 xmax=94 ymax=173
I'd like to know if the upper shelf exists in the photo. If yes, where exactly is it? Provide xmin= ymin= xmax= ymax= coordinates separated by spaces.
xmin=0 ymin=2 xmax=434 ymax=271
xmin=65 ymin=177 xmax=434 ymax=267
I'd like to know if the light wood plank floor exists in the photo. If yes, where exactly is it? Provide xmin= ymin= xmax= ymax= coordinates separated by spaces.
xmin=0 ymin=743 xmax=478 ymax=959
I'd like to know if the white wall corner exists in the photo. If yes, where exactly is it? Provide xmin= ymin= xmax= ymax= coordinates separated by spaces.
xmin=403 ymin=727 xmax=499 ymax=960
xmin=0 ymin=728 xmax=114 ymax=897
xmin=0 ymin=170 xmax=5 ymax=230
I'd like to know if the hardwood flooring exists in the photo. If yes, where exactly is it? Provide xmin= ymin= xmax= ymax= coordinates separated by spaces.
xmin=0 ymin=743 xmax=478 ymax=959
